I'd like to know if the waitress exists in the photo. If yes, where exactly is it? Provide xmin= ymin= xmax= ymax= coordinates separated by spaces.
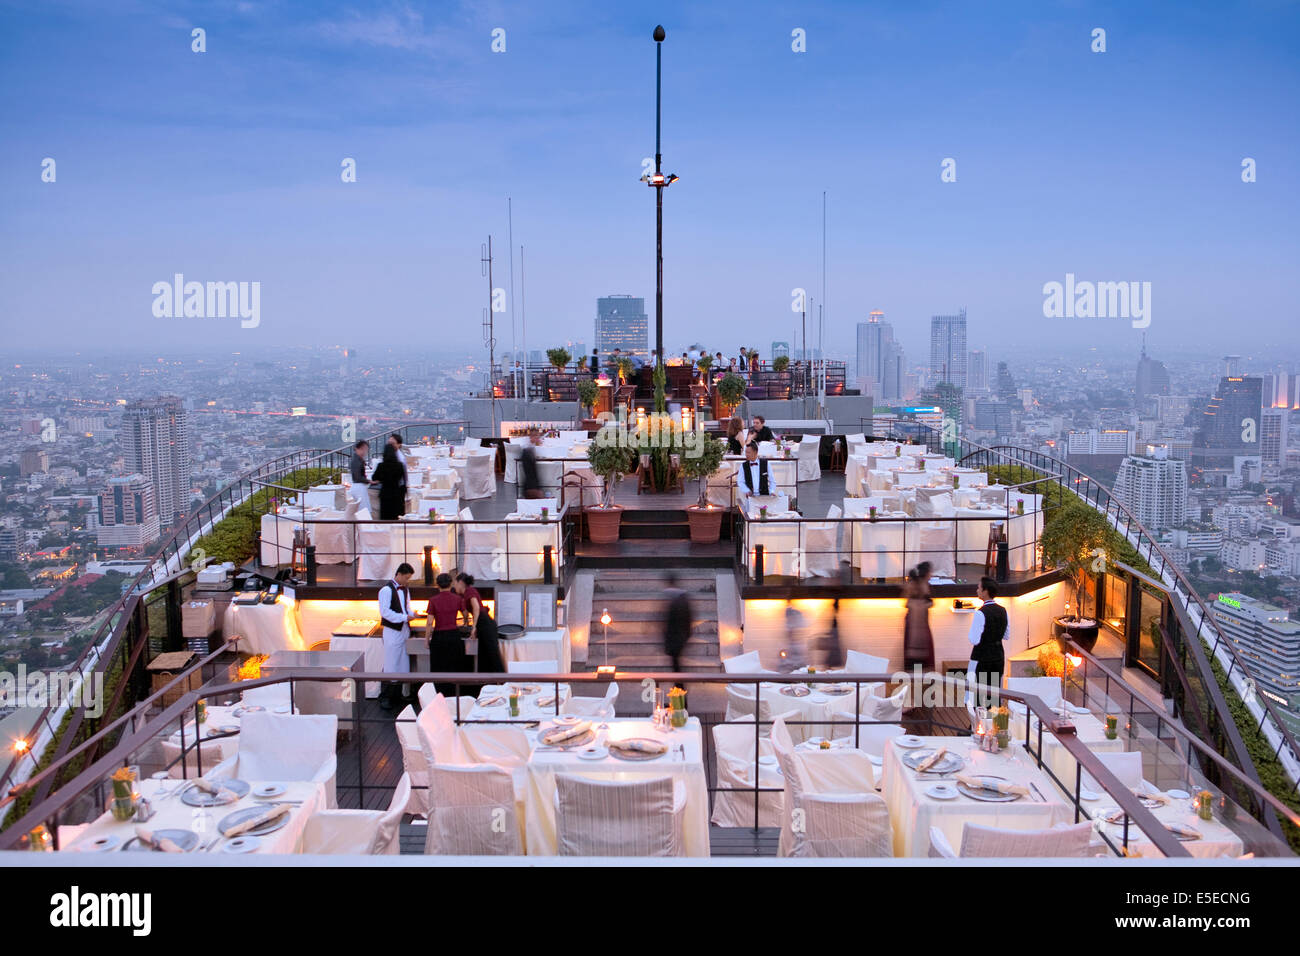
xmin=455 ymin=573 xmax=505 ymax=673
xmin=425 ymin=572 xmax=468 ymax=695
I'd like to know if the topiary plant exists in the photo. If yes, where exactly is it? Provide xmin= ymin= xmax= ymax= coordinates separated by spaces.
xmin=772 ymin=355 xmax=790 ymax=373
xmin=587 ymin=435 xmax=637 ymax=508
xmin=717 ymin=372 xmax=746 ymax=407
xmin=679 ymin=436 xmax=726 ymax=506
xmin=546 ymin=347 xmax=572 ymax=372
xmin=577 ymin=378 xmax=600 ymax=417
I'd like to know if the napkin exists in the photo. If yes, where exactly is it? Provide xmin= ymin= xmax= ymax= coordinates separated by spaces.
xmin=135 ymin=827 xmax=184 ymax=853
xmin=535 ymin=695 xmax=557 ymax=707
xmin=1165 ymin=822 xmax=1201 ymax=840
xmin=478 ymin=696 xmax=505 ymax=708
xmin=1134 ymin=789 xmax=1171 ymax=805
xmin=916 ymin=747 xmax=948 ymax=773
xmin=189 ymin=777 xmax=236 ymax=801
xmin=955 ymin=774 xmax=1029 ymax=797
xmin=224 ymin=802 xmax=290 ymax=837
xmin=610 ymin=738 xmax=668 ymax=755
xmin=541 ymin=720 xmax=592 ymax=745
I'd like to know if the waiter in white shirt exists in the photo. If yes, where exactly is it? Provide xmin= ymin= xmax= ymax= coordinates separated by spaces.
xmin=966 ymin=576 xmax=1010 ymax=710
xmin=737 ymin=443 xmax=770 ymax=498
xmin=377 ymin=563 xmax=415 ymax=711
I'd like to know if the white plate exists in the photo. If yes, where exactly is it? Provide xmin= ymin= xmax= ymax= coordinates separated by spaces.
xmin=221 ymin=835 xmax=262 ymax=854
xmin=926 ymin=783 xmax=959 ymax=800
xmin=757 ymin=755 xmax=778 ymax=768
xmin=84 ymin=834 xmax=121 ymax=853
xmin=554 ymin=715 xmax=580 ymax=725
xmin=1065 ymin=703 xmax=1089 ymax=715
xmin=273 ymin=704 xmax=291 ymax=714
xmin=1078 ymin=788 xmax=1101 ymax=802
xmin=253 ymin=783 xmax=286 ymax=799
xmin=866 ymin=753 xmax=883 ymax=766
xmin=1166 ymin=789 xmax=1190 ymax=800
xmin=577 ymin=746 xmax=608 ymax=761
xmin=895 ymin=735 xmax=925 ymax=749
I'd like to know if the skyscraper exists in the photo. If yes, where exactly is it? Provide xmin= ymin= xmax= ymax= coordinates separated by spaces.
xmin=1262 ymin=407 xmax=1290 ymax=466
xmin=995 ymin=361 xmax=1017 ymax=402
xmin=96 ymin=474 xmax=160 ymax=548
xmin=594 ymin=296 xmax=649 ymax=365
xmin=967 ymin=349 xmax=989 ymax=394
xmin=930 ymin=310 xmax=967 ymax=387
xmin=855 ymin=311 xmax=889 ymax=393
xmin=1114 ymin=445 xmax=1188 ymax=530
xmin=1193 ymin=376 xmax=1264 ymax=468
xmin=1135 ymin=339 xmax=1170 ymax=412
xmin=121 ymin=396 xmax=191 ymax=526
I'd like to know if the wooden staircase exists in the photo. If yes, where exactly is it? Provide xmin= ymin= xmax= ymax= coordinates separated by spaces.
xmin=585 ymin=569 xmax=722 ymax=672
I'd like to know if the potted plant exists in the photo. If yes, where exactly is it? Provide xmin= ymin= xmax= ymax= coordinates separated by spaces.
xmin=696 ymin=352 xmax=713 ymax=383
xmin=545 ymin=347 xmax=572 ymax=373
xmin=577 ymin=378 xmax=600 ymax=424
xmin=680 ymin=436 xmax=726 ymax=542
xmin=1039 ymin=497 xmax=1110 ymax=652
xmin=576 ymin=355 xmax=588 ymax=372
xmin=716 ymin=372 xmax=746 ymax=417
xmin=772 ymin=354 xmax=790 ymax=373
xmin=585 ymin=434 xmax=636 ymax=543
xmin=616 ymin=356 xmax=635 ymax=385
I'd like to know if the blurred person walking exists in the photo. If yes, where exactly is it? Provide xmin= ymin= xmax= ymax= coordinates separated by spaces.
xmin=903 ymin=562 xmax=935 ymax=672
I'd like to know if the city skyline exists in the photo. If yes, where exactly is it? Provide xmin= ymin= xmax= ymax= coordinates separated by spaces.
xmin=2 ymin=0 xmax=1298 ymax=361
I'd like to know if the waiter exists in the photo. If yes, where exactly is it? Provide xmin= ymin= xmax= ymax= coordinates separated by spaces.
xmin=736 ymin=442 xmax=770 ymax=498
xmin=377 ymin=563 xmax=415 ymax=711
xmin=967 ymin=576 xmax=1010 ymax=710
xmin=347 ymin=440 xmax=371 ymax=508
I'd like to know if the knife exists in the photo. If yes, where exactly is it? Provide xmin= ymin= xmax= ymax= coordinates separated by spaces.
xmin=1029 ymin=782 xmax=1046 ymax=803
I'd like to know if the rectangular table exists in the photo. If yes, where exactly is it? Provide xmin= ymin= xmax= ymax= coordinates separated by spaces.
xmin=1014 ymin=708 xmax=1126 ymax=789
xmin=523 ymin=717 xmax=710 ymax=856
xmin=223 ymin=599 xmax=306 ymax=655
xmin=64 ymin=778 xmax=326 ymax=855
xmin=881 ymin=735 xmax=1072 ymax=857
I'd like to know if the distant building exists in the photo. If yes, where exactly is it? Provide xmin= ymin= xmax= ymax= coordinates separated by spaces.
xmin=1193 ymin=376 xmax=1263 ymax=469
xmin=771 ymin=341 xmax=790 ymax=359
xmin=96 ymin=474 xmax=160 ymax=548
xmin=1066 ymin=429 xmax=1136 ymax=457
xmin=594 ymin=296 xmax=649 ymax=365
xmin=0 ymin=529 xmax=18 ymax=562
xmin=1114 ymin=445 xmax=1188 ymax=530
xmin=121 ymin=396 xmax=192 ymax=526
xmin=1261 ymin=407 xmax=1289 ymax=466
xmin=1135 ymin=340 xmax=1170 ymax=412
xmin=967 ymin=349 xmax=989 ymax=394
xmin=1212 ymin=593 xmax=1300 ymax=735
xmin=995 ymin=362 xmax=1017 ymax=403
xmin=19 ymin=448 xmax=48 ymax=477
xmin=972 ymin=400 xmax=1014 ymax=437
xmin=929 ymin=310 xmax=967 ymax=387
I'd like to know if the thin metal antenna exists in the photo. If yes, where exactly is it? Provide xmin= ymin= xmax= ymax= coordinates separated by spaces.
xmin=481 ymin=237 xmax=497 ymax=437
xmin=819 ymin=190 xmax=827 ymax=415
xmin=520 ymin=245 xmax=527 ymax=404
xmin=508 ymin=198 xmax=517 ymax=386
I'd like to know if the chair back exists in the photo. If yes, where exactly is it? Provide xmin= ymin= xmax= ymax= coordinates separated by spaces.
xmin=959 ymin=821 xmax=1094 ymax=858
xmin=722 ymin=650 xmax=766 ymax=673
xmin=372 ymin=773 xmax=412 ymax=854
xmin=1005 ymin=676 xmax=1063 ymax=712
xmin=415 ymin=694 xmax=472 ymax=767
xmin=426 ymin=764 xmax=522 ymax=855
xmin=516 ymin=497 xmax=559 ymax=515
xmin=844 ymin=649 xmax=889 ymax=675
xmin=236 ymin=713 xmax=337 ymax=781
xmin=554 ymin=774 xmax=683 ymax=857
xmin=506 ymin=658 xmax=559 ymax=674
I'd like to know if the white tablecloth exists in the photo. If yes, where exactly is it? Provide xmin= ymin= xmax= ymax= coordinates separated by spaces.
xmin=64 ymin=778 xmax=326 ymax=855
xmin=302 ymin=485 xmax=346 ymax=509
xmin=1013 ymin=709 xmax=1126 ymax=789
xmin=260 ymin=509 xmax=353 ymax=565
xmin=500 ymin=628 xmax=571 ymax=672
xmin=1098 ymin=795 xmax=1245 ymax=859
xmin=850 ymin=512 xmax=908 ymax=578
xmin=499 ymin=516 xmax=563 ymax=581
xmin=760 ymin=678 xmax=864 ymax=740
xmin=523 ymin=717 xmax=710 ymax=856
xmin=158 ymin=704 xmax=244 ymax=776
xmin=357 ymin=519 xmax=458 ymax=581
xmin=881 ymin=735 xmax=1071 ymax=857
xmin=329 ymin=634 xmax=385 ymax=698
xmin=746 ymin=513 xmax=800 ymax=576
xmin=224 ymin=600 xmax=306 ymax=654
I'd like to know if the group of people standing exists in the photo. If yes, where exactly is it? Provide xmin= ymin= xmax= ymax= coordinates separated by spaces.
xmin=349 ymin=433 xmax=410 ymax=521
xmin=376 ymin=567 xmax=505 ymax=710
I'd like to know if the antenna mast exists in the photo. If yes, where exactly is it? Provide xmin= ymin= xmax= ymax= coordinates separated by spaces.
xmin=481 ymin=236 xmax=497 ymax=437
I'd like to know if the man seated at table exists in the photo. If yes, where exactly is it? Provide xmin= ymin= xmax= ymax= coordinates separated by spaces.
xmin=377 ymin=563 xmax=416 ymax=711
xmin=737 ymin=442 xmax=772 ymax=499
xmin=518 ymin=427 xmax=544 ymax=499
xmin=750 ymin=415 xmax=775 ymax=444
xmin=967 ymin=576 xmax=1009 ymax=710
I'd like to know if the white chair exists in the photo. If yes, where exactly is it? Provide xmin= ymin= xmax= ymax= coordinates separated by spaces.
xmin=863 ymin=684 xmax=909 ymax=722
xmin=554 ymin=774 xmax=687 ymax=857
xmin=300 ymin=773 xmax=411 ymax=855
xmin=722 ymin=649 xmax=770 ymax=674
xmin=562 ymin=682 xmax=619 ymax=719
xmin=462 ymin=438 xmax=482 ymax=453
xmin=1080 ymin=751 xmax=1158 ymax=795
xmin=238 ymin=682 xmax=294 ymax=711
xmin=800 ymin=504 xmax=840 ymax=577
xmin=462 ymin=453 xmax=497 ymax=500
xmin=844 ymin=650 xmax=890 ymax=675
xmin=711 ymin=723 xmax=784 ymax=828
xmin=461 ymin=508 xmax=501 ymax=581
xmin=851 ymin=723 xmax=905 ymax=758
xmin=415 ymin=694 xmax=472 ymax=767
xmin=913 ymin=490 xmax=955 ymax=518
xmin=1006 ymin=676 xmax=1064 ymax=712
xmin=426 ymin=764 xmax=523 ymax=855
xmin=929 ymin=821 xmax=1094 ymax=858
xmin=911 ymin=521 xmax=956 ymax=579
xmin=211 ymin=713 xmax=338 ymax=808
xmin=503 ymin=443 xmax=524 ymax=484
xmin=769 ymin=717 xmax=890 ymax=857
xmin=356 ymin=523 xmax=400 ymax=582
xmin=723 ymin=685 xmax=798 ymax=735
xmin=797 ymin=435 xmax=822 ymax=482
xmin=394 ymin=709 xmax=430 ymax=816
xmin=515 ymin=497 xmax=558 ymax=516
xmin=844 ymin=433 xmax=865 ymax=446
xmin=506 ymin=659 xmax=559 ymax=674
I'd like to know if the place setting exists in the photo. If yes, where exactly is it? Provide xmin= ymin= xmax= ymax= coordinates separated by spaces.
xmin=121 ymin=827 xmax=203 ymax=853
xmin=534 ymin=717 xmax=595 ymax=750
xmin=180 ymin=777 xmax=251 ymax=807
xmin=952 ymin=773 xmax=1033 ymax=802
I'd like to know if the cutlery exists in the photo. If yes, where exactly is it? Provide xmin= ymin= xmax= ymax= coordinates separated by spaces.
xmin=1029 ymin=782 xmax=1047 ymax=803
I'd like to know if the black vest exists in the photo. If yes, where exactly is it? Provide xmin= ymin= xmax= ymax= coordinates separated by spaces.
xmin=384 ymin=581 xmax=409 ymax=628
xmin=743 ymin=459 xmax=770 ymax=496
xmin=970 ymin=602 xmax=1007 ymax=667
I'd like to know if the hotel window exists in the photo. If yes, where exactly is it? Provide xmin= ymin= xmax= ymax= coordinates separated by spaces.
xmin=1103 ymin=574 xmax=1128 ymax=635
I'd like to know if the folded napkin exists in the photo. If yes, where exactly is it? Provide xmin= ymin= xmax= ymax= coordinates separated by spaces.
xmin=135 ymin=827 xmax=184 ymax=853
xmin=189 ymin=777 xmax=236 ymax=801
xmin=1165 ymin=822 xmax=1201 ymax=840
xmin=535 ymin=695 xmax=556 ymax=707
xmin=225 ymin=802 xmax=290 ymax=837
xmin=610 ymin=738 xmax=668 ymax=755
xmin=477 ymin=695 xmax=505 ymax=708
xmin=916 ymin=747 xmax=948 ymax=773
xmin=955 ymin=774 xmax=1029 ymax=797
xmin=541 ymin=720 xmax=592 ymax=745
xmin=1134 ymin=789 xmax=1171 ymax=805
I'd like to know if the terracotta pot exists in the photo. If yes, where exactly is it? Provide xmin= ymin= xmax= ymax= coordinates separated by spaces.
xmin=585 ymin=505 xmax=624 ymax=544
xmin=686 ymin=504 xmax=723 ymax=544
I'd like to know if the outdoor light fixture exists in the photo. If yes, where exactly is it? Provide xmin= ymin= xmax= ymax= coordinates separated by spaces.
xmin=13 ymin=739 xmax=28 ymax=754
xmin=596 ymin=665 xmax=616 ymax=677
xmin=600 ymin=608 xmax=612 ymax=667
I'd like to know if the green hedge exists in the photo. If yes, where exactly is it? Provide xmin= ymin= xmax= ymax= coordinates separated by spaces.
xmin=186 ymin=466 xmax=339 ymax=567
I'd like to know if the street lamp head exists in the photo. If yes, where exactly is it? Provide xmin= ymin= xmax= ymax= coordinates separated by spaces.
xmin=666 ymin=173 xmax=679 ymax=185
xmin=653 ymin=25 xmax=666 ymax=42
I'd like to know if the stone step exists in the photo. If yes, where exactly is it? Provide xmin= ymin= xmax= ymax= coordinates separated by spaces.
xmin=590 ymin=655 xmax=721 ymax=672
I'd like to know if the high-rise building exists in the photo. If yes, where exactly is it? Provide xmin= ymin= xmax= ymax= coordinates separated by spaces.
xmin=929 ymin=310 xmax=967 ymax=387
xmin=594 ymin=296 xmax=649 ymax=365
xmin=1193 ymin=376 xmax=1263 ymax=468
xmin=0 ymin=529 xmax=18 ymax=562
xmin=1114 ymin=445 xmax=1188 ymax=530
xmin=880 ymin=340 xmax=906 ymax=400
xmin=19 ymin=448 xmax=48 ymax=477
xmin=96 ymin=474 xmax=160 ymax=548
xmin=1135 ymin=339 xmax=1170 ymax=412
xmin=855 ymin=311 xmax=890 ymax=393
xmin=1262 ymin=407 xmax=1290 ymax=466
xmin=1224 ymin=355 xmax=1243 ymax=378
xmin=1212 ymin=593 xmax=1300 ymax=734
xmin=1066 ymin=429 xmax=1137 ymax=456
xmin=995 ymin=361 xmax=1017 ymax=402
xmin=967 ymin=349 xmax=989 ymax=394
xmin=972 ymin=400 xmax=1013 ymax=437
xmin=121 ymin=396 xmax=191 ymax=526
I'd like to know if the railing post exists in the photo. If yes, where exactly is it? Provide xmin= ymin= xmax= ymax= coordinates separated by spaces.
xmin=305 ymin=545 xmax=317 ymax=586
xmin=755 ymin=543 xmax=764 ymax=585
xmin=423 ymin=545 xmax=434 ymax=585
xmin=543 ymin=544 xmax=554 ymax=585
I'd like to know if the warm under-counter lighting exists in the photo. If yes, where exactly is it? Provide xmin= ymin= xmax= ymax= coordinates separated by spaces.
xmin=596 ymin=665 xmax=617 ymax=677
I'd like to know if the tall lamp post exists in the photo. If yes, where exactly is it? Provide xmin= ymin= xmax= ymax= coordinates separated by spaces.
xmin=643 ymin=24 xmax=678 ymax=373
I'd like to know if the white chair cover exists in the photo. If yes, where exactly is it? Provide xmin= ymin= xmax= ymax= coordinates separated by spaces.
xmin=562 ymin=682 xmax=619 ymax=719
xmin=395 ymin=707 xmax=429 ymax=816
xmin=506 ymin=658 xmax=559 ymax=674
xmin=516 ymin=497 xmax=559 ymax=516
xmin=800 ymin=504 xmax=841 ymax=577
xmin=958 ymin=821 xmax=1095 ymax=858
xmin=1006 ymin=676 xmax=1064 ymax=712
xmin=212 ymin=712 xmax=338 ymax=808
xmin=356 ymin=524 xmax=399 ymax=582
xmin=851 ymin=723 xmax=905 ymax=757
xmin=426 ymin=764 xmax=523 ymax=855
xmin=711 ymin=723 xmax=784 ymax=828
xmin=863 ymin=684 xmax=909 ymax=722
xmin=844 ymin=650 xmax=889 ymax=675
xmin=1081 ymin=750 xmax=1152 ymax=794
xmin=554 ymin=774 xmax=686 ymax=857
xmin=461 ymin=514 xmax=502 ymax=581
xmin=415 ymin=693 xmax=472 ymax=766
xmin=911 ymin=521 xmax=956 ymax=578
xmin=239 ymin=682 xmax=294 ymax=710
xmin=722 ymin=650 xmax=768 ymax=673
xmin=797 ymin=435 xmax=822 ymax=482
xmin=300 ymin=773 xmax=411 ymax=854
xmin=504 ymin=443 xmax=523 ymax=483
xmin=462 ymin=453 xmax=497 ymax=500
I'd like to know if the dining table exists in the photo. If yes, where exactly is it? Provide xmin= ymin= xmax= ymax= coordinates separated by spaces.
xmin=63 ymin=777 xmax=326 ymax=855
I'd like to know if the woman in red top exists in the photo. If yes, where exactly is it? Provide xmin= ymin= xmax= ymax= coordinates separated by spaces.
xmin=455 ymin=574 xmax=505 ymax=674
xmin=425 ymin=573 xmax=469 ymax=694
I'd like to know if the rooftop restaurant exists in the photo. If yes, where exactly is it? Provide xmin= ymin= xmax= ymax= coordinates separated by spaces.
xmin=2 ymin=392 xmax=1298 ymax=863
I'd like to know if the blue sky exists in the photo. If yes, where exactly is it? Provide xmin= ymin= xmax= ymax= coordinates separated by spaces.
xmin=1 ymin=0 xmax=1297 ymax=365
